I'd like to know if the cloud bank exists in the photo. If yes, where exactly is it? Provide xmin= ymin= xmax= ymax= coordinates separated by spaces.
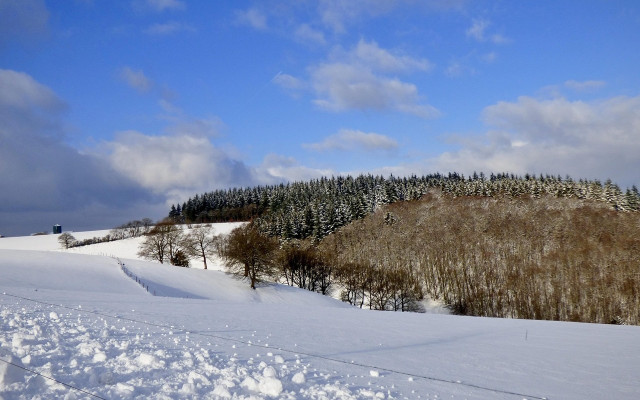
xmin=425 ymin=95 xmax=640 ymax=188
xmin=0 ymin=69 xmax=160 ymax=235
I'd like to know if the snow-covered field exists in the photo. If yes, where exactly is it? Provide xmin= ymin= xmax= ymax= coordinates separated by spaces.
xmin=1 ymin=226 xmax=639 ymax=399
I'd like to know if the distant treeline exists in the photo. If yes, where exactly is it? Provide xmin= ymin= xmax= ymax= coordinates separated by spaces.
xmin=64 ymin=219 xmax=154 ymax=248
xmin=170 ymin=173 xmax=640 ymax=241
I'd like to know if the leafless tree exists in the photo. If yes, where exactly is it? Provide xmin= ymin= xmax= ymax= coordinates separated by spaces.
xmin=57 ymin=232 xmax=76 ymax=249
xmin=137 ymin=221 xmax=184 ymax=264
xmin=323 ymin=190 xmax=640 ymax=323
xmin=277 ymin=241 xmax=333 ymax=294
xmin=182 ymin=225 xmax=217 ymax=269
xmin=220 ymin=223 xmax=278 ymax=289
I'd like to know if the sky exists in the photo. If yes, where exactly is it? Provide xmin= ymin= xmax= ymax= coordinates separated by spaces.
xmin=1 ymin=0 xmax=639 ymax=236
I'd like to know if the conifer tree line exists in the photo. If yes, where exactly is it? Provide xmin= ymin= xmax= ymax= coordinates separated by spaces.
xmin=170 ymin=173 xmax=640 ymax=242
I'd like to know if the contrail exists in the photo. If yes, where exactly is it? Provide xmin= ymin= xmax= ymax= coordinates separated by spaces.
xmin=269 ymin=71 xmax=283 ymax=83
xmin=246 ymin=71 xmax=283 ymax=103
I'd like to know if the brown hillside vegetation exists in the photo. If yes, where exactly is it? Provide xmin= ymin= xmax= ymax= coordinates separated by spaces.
xmin=321 ymin=190 xmax=640 ymax=324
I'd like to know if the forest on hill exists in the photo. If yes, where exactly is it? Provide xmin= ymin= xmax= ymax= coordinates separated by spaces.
xmin=321 ymin=192 xmax=640 ymax=324
xmin=168 ymin=173 xmax=640 ymax=324
xmin=170 ymin=173 xmax=640 ymax=242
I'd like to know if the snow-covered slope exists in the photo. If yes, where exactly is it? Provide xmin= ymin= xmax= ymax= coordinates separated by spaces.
xmin=1 ymin=226 xmax=639 ymax=399
xmin=0 ymin=222 xmax=244 ymax=269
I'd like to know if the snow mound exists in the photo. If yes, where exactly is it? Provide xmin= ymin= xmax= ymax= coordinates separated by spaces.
xmin=0 ymin=353 xmax=26 ymax=390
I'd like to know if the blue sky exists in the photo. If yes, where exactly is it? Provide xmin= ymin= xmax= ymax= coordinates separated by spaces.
xmin=1 ymin=0 xmax=639 ymax=236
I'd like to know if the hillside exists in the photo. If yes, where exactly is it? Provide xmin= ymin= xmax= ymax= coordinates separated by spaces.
xmin=321 ymin=191 xmax=640 ymax=324
xmin=1 ymin=227 xmax=639 ymax=399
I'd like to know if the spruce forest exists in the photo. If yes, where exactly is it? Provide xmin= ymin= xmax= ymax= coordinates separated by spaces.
xmin=169 ymin=173 xmax=640 ymax=324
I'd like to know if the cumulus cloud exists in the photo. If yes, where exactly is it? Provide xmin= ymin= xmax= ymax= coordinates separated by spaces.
xmin=102 ymin=131 xmax=258 ymax=203
xmin=428 ymin=95 xmax=640 ymax=188
xmin=309 ymin=40 xmax=438 ymax=118
xmin=310 ymin=62 xmax=438 ymax=118
xmin=119 ymin=67 xmax=153 ymax=93
xmin=235 ymin=8 xmax=268 ymax=30
xmin=304 ymin=129 xmax=398 ymax=152
xmin=0 ymin=69 xmax=158 ymax=236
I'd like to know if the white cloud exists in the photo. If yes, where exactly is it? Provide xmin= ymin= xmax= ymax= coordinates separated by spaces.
xmin=427 ymin=95 xmax=640 ymax=188
xmin=318 ymin=0 xmax=382 ymax=33
xmin=490 ymin=33 xmax=510 ymax=44
xmin=133 ymin=0 xmax=185 ymax=12
xmin=294 ymin=24 xmax=326 ymax=46
xmin=308 ymin=40 xmax=438 ymax=118
xmin=482 ymin=51 xmax=497 ymax=63
xmin=0 ymin=69 xmax=63 ymax=111
xmin=119 ymin=67 xmax=153 ymax=93
xmin=144 ymin=21 xmax=194 ymax=35
xmin=310 ymin=62 xmax=438 ymax=118
xmin=317 ymin=0 xmax=466 ymax=33
xmin=466 ymin=18 xmax=489 ymax=41
xmin=235 ymin=8 xmax=267 ymax=31
xmin=564 ymin=80 xmax=606 ymax=92
xmin=466 ymin=18 xmax=510 ymax=44
xmin=106 ymin=133 xmax=242 ymax=189
xmin=445 ymin=61 xmax=475 ymax=78
xmin=351 ymin=39 xmax=432 ymax=73
xmin=273 ymin=73 xmax=306 ymax=91
xmin=259 ymin=154 xmax=334 ymax=183
xmin=101 ymin=131 xmax=260 ymax=205
xmin=164 ymin=117 xmax=223 ymax=138
xmin=304 ymin=129 xmax=398 ymax=152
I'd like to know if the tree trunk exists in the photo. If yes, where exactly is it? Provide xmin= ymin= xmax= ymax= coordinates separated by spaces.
xmin=201 ymin=248 xmax=208 ymax=270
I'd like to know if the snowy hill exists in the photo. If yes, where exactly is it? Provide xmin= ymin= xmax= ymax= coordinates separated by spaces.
xmin=1 ymin=226 xmax=639 ymax=399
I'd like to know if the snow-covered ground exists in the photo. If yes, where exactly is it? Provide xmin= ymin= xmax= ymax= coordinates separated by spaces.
xmin=1 ymin=226 xmax=639 ymax=399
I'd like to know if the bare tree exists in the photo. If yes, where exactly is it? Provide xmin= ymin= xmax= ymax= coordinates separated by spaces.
xmin=137 ymin=221 xmax=184 ymax=264
xmin=220 ymin=223 xmax=278 ymax=289
xmin=277 ymin=242 xmax=333 ymax=294
xmin=57 ymin=232 xmax=76 ymax=249
xmin=182 ymin=225 xmax=217 ymax=269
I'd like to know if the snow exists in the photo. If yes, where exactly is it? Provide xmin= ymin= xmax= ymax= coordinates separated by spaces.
xmin=1 ymin=225 xmax=640 ymax=399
